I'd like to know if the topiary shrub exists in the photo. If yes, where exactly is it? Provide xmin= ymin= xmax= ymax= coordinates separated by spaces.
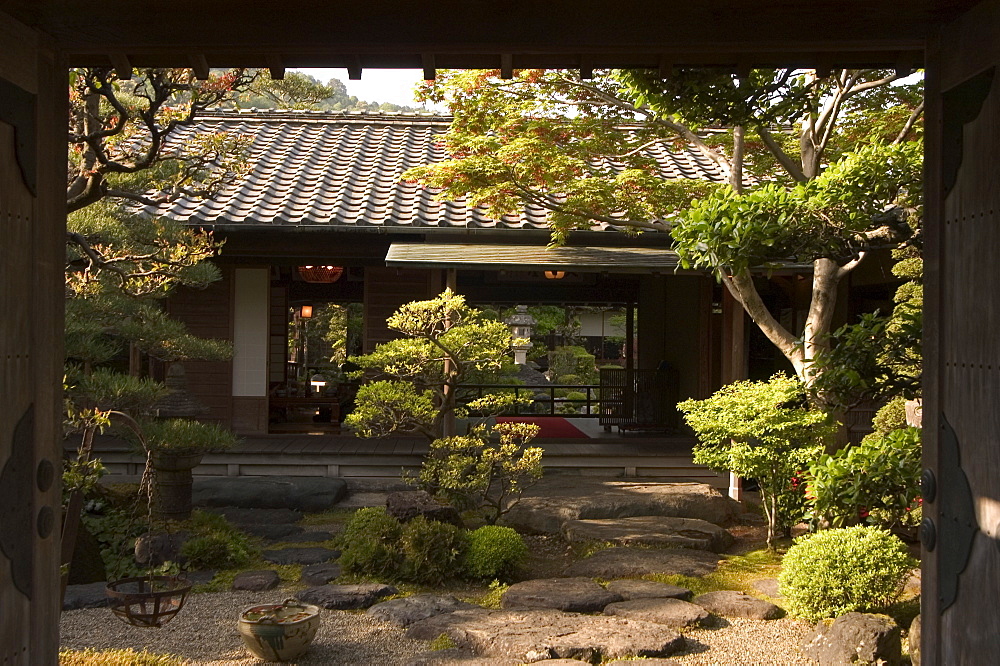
xmin=463 ymin=525 xmax=527 ymax=581
xmin=180 ymin=531 xmax=256 ymax=570
xmin=399 ymin=515 xmax=467 ymax=585
xmin=339 ymin=507 xmax=404 ymax=578
xmin=779 ymin=526 xmax=915 ymax=621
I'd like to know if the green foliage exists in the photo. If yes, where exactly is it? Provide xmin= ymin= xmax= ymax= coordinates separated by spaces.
xmin=672 ymin=143 xmax=922 ymax=276
xmin=428 ymin=634 xmax=458 ymax=651
xmin=415 ymin=422 xmax=543 ymax=524
xmin=808 ymin=249 xmax=923 ymax=410
xmin=806 ymin=427 xmax=922 ymax=529
xmin=179 ymin=529 xmax=257 ymax=570
xmin=59 ymin=648 xmax=184 ymax=666
xmin=779 ymin=526 xmax=915 ymax=621
xmin=462 ymin=525 xmax=527 ymax=581
xmin=399 ymin=516 xmax=467 ymax=585
xmin=548 ymin=346 xmax=598 ymax=384
xmin=474 ymin=579 xmax=510 ymax=609
xmin=872 ymin=396 xmax=909 ymax=435
xmin=347 ymin=290 xmax=520 ymax=441
xmin=135 ymin=418 xmax=239 ymax=455
xmin=339 ymin=507 xmax=405 ymax=578
xmin=678 ymin=375 xmax=834 ymax=548
xmin=80 ymin=506 xmax=148 ymax=580
xmin=344 ymin=380 xmax=438 ymax=438
xmin=66 ymin=368 xmax=169 ymax=415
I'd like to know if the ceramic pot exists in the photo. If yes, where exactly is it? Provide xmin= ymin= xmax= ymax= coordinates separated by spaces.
xmin=238 ymin=598 xmax=321 ymax=661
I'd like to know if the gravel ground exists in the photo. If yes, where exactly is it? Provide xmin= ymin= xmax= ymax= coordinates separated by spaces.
xmin=60 ymin=590 xmax=430 ymax=665
xmin=673 ymin=616 xmax=814 ymax=666
xmin=62 ymin=589 xmax=815 ymax=665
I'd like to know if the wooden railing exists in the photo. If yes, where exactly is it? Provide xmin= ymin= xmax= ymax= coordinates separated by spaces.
xmin=457 ymin=384 xmax=607 ymax=418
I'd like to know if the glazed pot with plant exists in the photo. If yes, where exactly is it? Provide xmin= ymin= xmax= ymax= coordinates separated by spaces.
xmin=135 ymin=418 xmax=239 ymax=520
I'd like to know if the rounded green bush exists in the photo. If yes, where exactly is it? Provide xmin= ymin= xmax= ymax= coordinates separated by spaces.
xmin=339 ymin=507 xmax=404 ymax=578
xmin=463 ymin=525 xmax=527 ymax=581
xmin=180 ymin=530 xmax=256 ymax=570
xmin=400 ymin=516 xmax=466 ymax=585
xmin=779 ymin=526 xmax=915 ymax=621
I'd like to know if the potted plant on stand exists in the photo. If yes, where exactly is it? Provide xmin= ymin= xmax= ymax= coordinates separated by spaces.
xmin=134 ymin=418 xmax=239 ymax=521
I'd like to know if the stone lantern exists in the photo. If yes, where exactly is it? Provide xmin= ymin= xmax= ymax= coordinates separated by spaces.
xmin=504 ymin=305 xmax=536 ymax=365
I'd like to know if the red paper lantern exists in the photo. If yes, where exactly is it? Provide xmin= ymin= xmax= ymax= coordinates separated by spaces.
xmin=298 ymin=265 xmax=344 ymax=283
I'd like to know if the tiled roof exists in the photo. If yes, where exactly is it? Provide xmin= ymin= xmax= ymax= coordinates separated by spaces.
xmin=145 ymin=110 xmax=733 ymax=231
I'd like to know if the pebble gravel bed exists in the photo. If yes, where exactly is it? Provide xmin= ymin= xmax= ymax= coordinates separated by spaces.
xmin=60 ymin=590 xmax=430 ymax=665
xmin=673 ymin=616 xmax=814 ymax=666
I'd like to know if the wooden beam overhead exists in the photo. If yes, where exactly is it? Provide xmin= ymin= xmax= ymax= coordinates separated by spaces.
xmin=266 ymin=55 xmax=285 ymax=80
xmin=346 ymin=55 xmax=362 ymax=80
xmin=189 ymin=54 xmax=210 ymax=80
xmin=109 ymin=53 xmax=132 ymax=80
xmin=580 ymin=55 xmax=593 ymax=80
xmin=422 ymin=53 xmax=436 ymax=81
xmin=500 ymin=53 xmax=513 ymax=79
xmin=658 ymin=55 xmax=673 ymax=79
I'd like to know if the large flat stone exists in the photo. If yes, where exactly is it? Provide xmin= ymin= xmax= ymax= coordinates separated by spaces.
xmin=564 ymin=547 xmax=719 ymax=578
xmin=501 ymin=578 xmax=622 ymax=613
xmin=502 ymin=478 xmax=739 ymax=535
xmin=300 ymin=562 xmax=342 ymax=586
xmin=231 ymin=569 xmax=279 ymax=591
xmin=296 ymin=583 xmax=397 ymax=609
xmin=605 ymin=579 xmax=692 ymax=601
xmin=406 ymin=608 xmax=685 ymax=662
xmin=562 ymin=516 xmax=733 ymax=552
xmin=803 ymin=612 xmax=901 ymax=666
xmin=205 ymin=507 xmax=303 ymax=526
xmin=368 ymin=594 xmax=478 ymax=628
xmin=63 ymin=582 xmax=109 ymax=610
xmin=692 ymin=591 xmax=783 ymax=620
xmin=604 ymin=597 xmax=712 ymax=628
xmin=193 ymin=476 xmax=347 ymax=512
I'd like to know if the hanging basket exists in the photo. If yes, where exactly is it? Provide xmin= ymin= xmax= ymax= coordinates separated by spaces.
xmin=297 ymin=265 xmax=343 ymax=283
xmin=106 ymin=575 xmax=192 ymax=628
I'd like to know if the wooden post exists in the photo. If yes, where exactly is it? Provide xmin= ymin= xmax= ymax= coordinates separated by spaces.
xmin=442 ymin=268 xmax=457 ymax=437
xmin=721 ymin=287 xmax=747 ymax=500
xmin=0 ymin=12 xmax=64 ymax=663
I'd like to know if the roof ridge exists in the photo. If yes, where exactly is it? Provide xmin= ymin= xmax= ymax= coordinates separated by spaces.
xmin=198 ymin=108 xmax=453 ymax=123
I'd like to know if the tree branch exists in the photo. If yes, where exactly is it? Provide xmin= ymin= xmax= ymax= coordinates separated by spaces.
xmin=758 ymin=126 xmax=807 ymax=182
xmin=893 ymin=101 xmax=924 ymax=144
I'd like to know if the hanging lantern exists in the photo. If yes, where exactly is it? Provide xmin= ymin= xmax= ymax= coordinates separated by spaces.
xmin=298 ymin=265 xmax=344 ymax=283
xmin=299 ymin=305 xmax=313 ymax=319
xmin=544 ymin=270 xmax=566 ymax=280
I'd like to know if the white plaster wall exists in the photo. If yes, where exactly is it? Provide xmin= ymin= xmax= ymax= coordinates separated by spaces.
xmin=232 ymin=268 xmax=269 ymax=397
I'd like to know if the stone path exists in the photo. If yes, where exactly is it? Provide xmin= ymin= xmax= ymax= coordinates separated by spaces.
xmin=564 ymin=546 xmax=721 ymax=578
xmin=562 ymin=515 xmax=734 ymax=552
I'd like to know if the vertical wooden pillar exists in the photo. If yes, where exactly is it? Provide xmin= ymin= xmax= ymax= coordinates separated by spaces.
xmin=720 ymin=287 xmax=748 ymax=500
xmin=0 ymin=11 xmax=64 ymax=664
xmin=924 ymin=1 xmax=1000 ymax=661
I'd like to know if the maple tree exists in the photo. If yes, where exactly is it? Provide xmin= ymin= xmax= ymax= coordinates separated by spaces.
xmin=405 ymin=69 xmax=923 ymax=399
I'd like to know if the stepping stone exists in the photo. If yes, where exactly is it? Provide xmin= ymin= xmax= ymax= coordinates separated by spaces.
xmin=407 ymin=608 xmax=685 ymax=662
xmin=240 ymin=523 xmax=304 ymax=541
xmin=503 ymin=479 xmax=739 ymax=534
xmin=605 ymin=579 xmax=692 ymax=601
xmin=751 ymin=577 xmax=783 ymax=598
xmin=604 ymin=597 xmax=712 ymax=629
xmin=262 ymin=546 xmax=339 ymax=565
xmin=63 ymin=582 xmax=109 ymax=610
xmin=185 ymin=570 xmax=217 ymax=586
xmin=232 ymin=569 xmax=280 ymax=591
xmin=501 ymin=577 xmax=622 ymax=613
xmin=562 ymin=516 xmax=733 ymax=552
xmin=300 ymin=562 xmax=342 ymax=586
xmin=387 ymin=490 xmax=463 ymax=526
xmin=368 ymin=594 xmax=477 ymax=628
xmin=194 ymin=476 xmax=347 ymax=512
xmin=692 ymin=591 xmax=783 ymax=620
xmin=208 ymin=507 xmax=303 ymax=526
xmin=297 ymin=583 xmax=397 ymax=609
xmin=282 ymin=530 xmax=333 ymax=543
xmin=564 ymin=547 xmax=719 ymax=578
